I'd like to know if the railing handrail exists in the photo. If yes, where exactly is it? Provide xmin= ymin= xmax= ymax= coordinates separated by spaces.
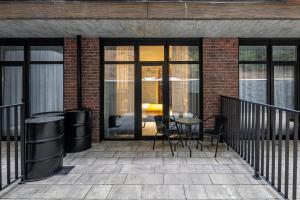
xmin=0 ymin=103 xmax=24 ymax=109
xmin=221 ymin=95 xmax=300 ymax=114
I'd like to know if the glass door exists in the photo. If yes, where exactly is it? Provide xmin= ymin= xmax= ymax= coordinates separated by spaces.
xmin=141 ymin=64 xmax=164 ymax=137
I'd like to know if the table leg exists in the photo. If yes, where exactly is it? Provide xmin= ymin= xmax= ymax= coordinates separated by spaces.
xmin=188 ymin=125 xmax=192 ymax=157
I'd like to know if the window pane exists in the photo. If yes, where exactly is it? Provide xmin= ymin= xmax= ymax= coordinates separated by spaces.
xmin=30 ymin=46 xmax=63 ymax=61
xmin=274 ymin=66 xmax=295 ymax=109
xmin=140 ymin=46 xmax=164 ymax=61
xmin=30 ymin=64 xmax=63 ymax=115
xmin=104 ymin=64 xmax=135 ymax=139
xmin=239 ymin=64 xmax=267 ymax=103
xmin=272 ymin=46 xmax=297 ymax=61
xmin=141 ymin=65 xmax=163 ymax=136
xmin=2 ymin=66 xmax=23 ymax=105
xmin=0 ymin=46 xmax=24 ymax=61
xmin=169 ymin=46 xmax=199 ymax=61
xmin=170 ymin=64 xmax=200 ymax=117
xmin=239 ymin=46 xmax=266 ymax=61
xmin=104 ymin=46 xmax=134 ymax=61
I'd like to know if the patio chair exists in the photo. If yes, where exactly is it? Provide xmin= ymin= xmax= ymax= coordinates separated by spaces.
xmin=201 ymin=115 xmax=228 ymax=157
xmin=153 ymin=116 xmax=182 ymax=156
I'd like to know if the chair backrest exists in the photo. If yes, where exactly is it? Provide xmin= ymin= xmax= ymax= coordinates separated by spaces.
xmin=214 ymin=115 xmax=227 ymax=131
xmin=154 ymin=116 xmax=169 ymax=133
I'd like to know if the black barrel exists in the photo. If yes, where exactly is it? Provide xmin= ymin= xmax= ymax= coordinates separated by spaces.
xmin=65 ymin=109 xmax=92 ymax=153
xmin=25 ymin=116 xmax=64 ymax=181
xmin=32 ymin=111 xmax=64 ymax=118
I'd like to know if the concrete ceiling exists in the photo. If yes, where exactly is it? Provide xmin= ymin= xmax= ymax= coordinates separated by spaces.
xmin=0 ymin=19 xmax=299 ymax=38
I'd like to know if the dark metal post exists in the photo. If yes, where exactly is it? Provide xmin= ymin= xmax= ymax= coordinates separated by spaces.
xmin=20 ymin=104 xmax=26 ymax=182
xmin=77 ymin=35 xmax=82 ymax=109
xmin=254 ymin=105 xmax=261 ymax=179
xmin=292 ymin=114 xmax=298 ymax=200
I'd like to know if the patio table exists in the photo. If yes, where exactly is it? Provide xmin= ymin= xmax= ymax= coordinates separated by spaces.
xmin=175 ymin=117 xmax=203 ymax=157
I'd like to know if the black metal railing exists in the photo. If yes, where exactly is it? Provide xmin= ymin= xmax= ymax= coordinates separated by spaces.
xmin=221 ymin=96 xmax=299 ymax=199
xmin=0 ymin=104 xmax=25 ymax=190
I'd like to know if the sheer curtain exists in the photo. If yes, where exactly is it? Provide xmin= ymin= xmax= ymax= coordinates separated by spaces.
xmin=29 ymin=46 xmax=63 ymax=115
xmin=1 ymin=46 xmax=24 ymax=136
xmin=104 ymin=46 xmax=135 ymax=138
xmin=169 ymin=46 xmax=200 ymax=117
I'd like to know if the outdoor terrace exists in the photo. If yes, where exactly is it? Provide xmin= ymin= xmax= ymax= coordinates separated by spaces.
xmin=0 ymin=140 xmax=281 ymax=200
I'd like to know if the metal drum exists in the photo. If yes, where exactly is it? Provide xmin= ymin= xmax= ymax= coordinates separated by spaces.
xmin=65 ymin=109 xmax=92 ymax=153
xmin=25 ymin=116 xmax=64 ymax=181
xmin=32 ymin=111 xmax=64 ymax=118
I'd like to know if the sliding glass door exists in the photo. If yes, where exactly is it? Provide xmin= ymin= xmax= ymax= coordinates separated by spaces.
xmin=101 ymin=39 xmax=201 ymax=140
xmin=104 ymin=46 xmax=135 ymax=139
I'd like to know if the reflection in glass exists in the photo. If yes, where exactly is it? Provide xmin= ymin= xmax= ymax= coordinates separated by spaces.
xmin=274 ymin=66 xmax=295 ymax=109
xmin=30 ymin=64 xmax=63 ymax=115
xmin=142 ymin=65 xmax=163 ymax=136
xmin=0 ymin=46 xmax=24 ymax=61
xmin=104 ymin=64 xmax=135 ymax=139
xmin=104 ymin=46 xmax=134 ymax=61
xmin=169 ymin=46 xmax=199 ymax=61
xmin=239 ymin=46 xmax=266 ymax=61
xmin=169 ymin=64 xmax=199 ymax=118
xmin=140 ymin=46 xmax=164 ymax=61
xmin=30 ymin=46 xmax=63 ymax=61
xmin=2 ymin=66 xmax=23 ymax=105
xmin=239 ymin=64 xmax=267 ymax=104
xmin=272 ymin=46 xmax=297 ymax=61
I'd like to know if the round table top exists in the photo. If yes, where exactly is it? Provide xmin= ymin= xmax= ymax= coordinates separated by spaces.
xmin=176 ymin=117 xmax=201 ymax=125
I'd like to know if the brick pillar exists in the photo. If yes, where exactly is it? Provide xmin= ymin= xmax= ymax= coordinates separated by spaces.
xmin=64 ymin=38 xmax=78 ymax=110
xmin=203 ymin=38 xmax=239 ymax=127
xmin=81 ymin=38 xmax=100 ymax=142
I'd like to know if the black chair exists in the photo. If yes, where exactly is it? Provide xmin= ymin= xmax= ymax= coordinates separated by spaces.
xmin=153 ymin=116 xmax=182 ymax=156
xmin=201 ymin=115 xmax=228 ymax=157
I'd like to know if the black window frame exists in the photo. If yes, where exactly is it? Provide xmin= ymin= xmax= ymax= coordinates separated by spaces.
xmin=0 ymin=38 xmax=64 ymax=117
xmin=239 ymin=38 xmax=300 ymax=110
xmin=100 ymin=38 xmax=203 ymax=141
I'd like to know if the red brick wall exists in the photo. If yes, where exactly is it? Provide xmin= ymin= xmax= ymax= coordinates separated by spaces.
xmin=64 ymin=38 xmax=78 ymax=110
xmin=81 ymin=38 xmax=100 ymax=142
xmin=64 ymin=37 xmax=100 ymax=142
xmin=203 ymin=38 xmax=239 ymax=127
xmin=64 ymin=37 xmax=239 ymax=140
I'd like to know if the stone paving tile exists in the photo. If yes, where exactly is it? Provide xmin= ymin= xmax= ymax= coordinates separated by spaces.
xmin=204 ymin=185 xmax=241 ymax=199
xmin=141 ymin=185 xmax=185 ymax=199
xmin=107 ymin=185 xmax=142 ymax=199
xmin=125 ymin=174 xmax=163 ymax=184
xmin=85 ymin=185 xmax=112 ymax=199
xmin=44 ymin=185 xmax=91 ymax=199
xmin=105 ymin=174 xmax=127 ymax=184
xmin=184 ymin=185 xmax=208 ymax=199
xmin=0 ymin=141 xmax=285 ymax=200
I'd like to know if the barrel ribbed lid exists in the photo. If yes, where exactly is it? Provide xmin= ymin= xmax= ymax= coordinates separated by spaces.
xmin=26 ymin=116 xmax=64 ymax=124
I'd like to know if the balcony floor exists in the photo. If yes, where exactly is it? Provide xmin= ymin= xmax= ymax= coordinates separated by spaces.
xmin=0 ymin=140 xmax=282 ymax=200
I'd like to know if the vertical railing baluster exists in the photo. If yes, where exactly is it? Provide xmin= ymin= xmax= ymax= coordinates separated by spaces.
xmin=271 ymin=108 xmax=276 ymax=186
xmin=278 ymin=110 xmax=283 ymax=192
xmin=14 ymin=106 xmax=18 ymax=180
xmin=261 ymin=106 xmax=265 ymax=176
xmin=266 ymin=106 xmax=271 ymax=181
xmin=241 ymin=101 xmax=244 ymax=158
xmin=247 ymin=103 xmax=252 ymax=164
xmin=284 ymin=111 xmax=290 ymax=199
xmin=254 ymin=105 xmax=260 ymax=178
xmin=0 ymin=108 xmax=2 ymax=190
xmin=292 ymin=113 xmax=298 ymax=200
xmin=244 ymin=101 xmax=248 ymax=161
xmin=6 ymin=108 xmax=11 ymax=185
xmin=237 ymin=100 xmax=241 ymax=155
xmin=20 ymin=104 xmax=26 ymax=182
xmin=251 ymin=103 xmax=255 ymax=167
